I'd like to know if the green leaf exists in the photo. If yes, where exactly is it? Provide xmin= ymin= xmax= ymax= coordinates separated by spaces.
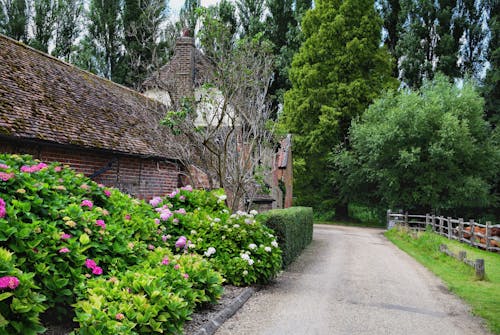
xmin=0 ymin=292 xmax=14 ymax=302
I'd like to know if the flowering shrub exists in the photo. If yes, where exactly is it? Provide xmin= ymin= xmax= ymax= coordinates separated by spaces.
xmin=0 ymin=154 xmax=223 ymax=333
xmin=0 ymin=247 xmax=47 ymax=335
xmin=150 ymin=188 xmax=282 ymax=286
xmin=73 ymin=248 xmax=223 ymax=335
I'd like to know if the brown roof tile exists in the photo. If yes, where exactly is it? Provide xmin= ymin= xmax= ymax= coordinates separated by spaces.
xmin=0 ymin=34 xmax=177 ymax=159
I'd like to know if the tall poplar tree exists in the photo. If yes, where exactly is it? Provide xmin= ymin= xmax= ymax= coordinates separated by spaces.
xmin=0 ymin=0 xmax=28 ymax=41
xmin=52 ymin=0 xmax=83 ymax=61
xmin=236 ymin=0 xmax=265 ymax=37
xmin=86 ymin=0 xmax=123 ymax=81
xmin=30 ymin=0 xmax=59 ymax=53
xmin=179 ymin=0 xmax=200 ymax=36
xmin=281 ymin=0 xmax=396 ymax=215
xmin=483 ymin=0 xmax=499 ymax=126
xmin=122 ymin=0 xmax=169 ymax=89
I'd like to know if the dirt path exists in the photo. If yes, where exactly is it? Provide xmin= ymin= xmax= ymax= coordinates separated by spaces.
xmin=215 ymin=224 xmax=490 ymax=335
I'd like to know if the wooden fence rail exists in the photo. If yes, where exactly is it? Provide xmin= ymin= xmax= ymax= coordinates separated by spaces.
xmin=387 ymin=210 xmax=500 ymax=253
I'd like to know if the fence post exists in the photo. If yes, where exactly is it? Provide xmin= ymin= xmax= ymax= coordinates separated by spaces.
xmin=470 ymin=219 xmax=475 ymax=246
xmin=475 ymin=259 xmax=485 ymax=280
xmin=458 ymin=218 xmax=464 ymax=241
xmin=432 ymin=215 xmax=436 ymax=232
xmin=439 ymin=217 xmax=444 ymax=235
xmin=425 ymin=213 xmax=430 ymax=231
xmin=458 ymin=251 xmax=466 ymax=261
xmin=387 ymin=209 xmax=392 ymax=230
xmin=447 ymin=217 xmax=452 ymax=239
xmin=486 ymin=221 xmax=491 ymax=250
xmin=404 ymin=212 xmax=409 ymax=228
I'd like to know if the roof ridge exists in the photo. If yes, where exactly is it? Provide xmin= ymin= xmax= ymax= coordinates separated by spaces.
xmin=0 ymin=33 xmax=156 ymax=103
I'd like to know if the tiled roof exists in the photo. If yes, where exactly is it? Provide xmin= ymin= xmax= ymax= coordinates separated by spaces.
xmin=0 ymin=34 xmax=177 ymax=159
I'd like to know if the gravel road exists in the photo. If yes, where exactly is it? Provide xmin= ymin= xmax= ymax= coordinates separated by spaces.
xmin=215 ymin=224 xmax=491 ymax=335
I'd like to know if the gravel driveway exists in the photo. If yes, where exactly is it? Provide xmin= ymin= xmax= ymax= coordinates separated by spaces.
xmin=215 ymin=224 xmax=491 ymax=335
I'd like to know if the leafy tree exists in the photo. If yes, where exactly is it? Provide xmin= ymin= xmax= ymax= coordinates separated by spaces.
xmin=0 ymin=0 xmax=28 ymax=41
xmin=121 ymin=0 xmax=169 ymax=89
xmin=265 ymin=0 xmax=312 ymax=114
xmin=85 ymin=0 xmax=123 ymax=80
xmin=482 ymin=0 xmax=499 ymax=126
xmin=330 ymin=75 xmax=499 ymax=218
xmin=281 ymin=0 xmax=396 ymax=216
xmin=199 ymin=0 xmax=237 ymax=60
xmin=178 ymin=0 xmax=200 ymax=37
xmin=30 ymin=0 xmax=58 ymax=53
xmin=236 ymin=0 xmax=265 ymax=37
xmin=52 ymin=0 xmax=83 ymax=61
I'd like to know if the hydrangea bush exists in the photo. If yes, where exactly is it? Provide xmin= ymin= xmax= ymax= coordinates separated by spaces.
xmin=0 ymin=154 xmax=223 ymax=334
xmin=149 ymin=188 xmax=283 ymax=286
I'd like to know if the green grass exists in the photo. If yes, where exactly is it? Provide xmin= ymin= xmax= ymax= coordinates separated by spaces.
xmin=386 ymin=227 xmax=500 ymax=334
xmin=315 ymin=220 xmax=386 ymax=228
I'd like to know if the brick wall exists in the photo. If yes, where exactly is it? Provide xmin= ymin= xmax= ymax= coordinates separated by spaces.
xmin=0 ymin=138 xmax=182 ymax=200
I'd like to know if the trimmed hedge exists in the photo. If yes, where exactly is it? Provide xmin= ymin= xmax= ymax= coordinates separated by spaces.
xmin=258 ymin=207 xmax=313 ymax=268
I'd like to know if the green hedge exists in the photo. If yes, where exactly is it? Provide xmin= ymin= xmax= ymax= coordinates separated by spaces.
xmin=258 ymin=207 xmax=313 ymax=268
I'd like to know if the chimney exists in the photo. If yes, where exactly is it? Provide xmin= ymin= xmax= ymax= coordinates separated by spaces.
xmin=172 ymin=35 xmax=195 ymax=107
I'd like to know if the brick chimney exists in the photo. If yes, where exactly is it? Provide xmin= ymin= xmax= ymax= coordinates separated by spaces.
xmin=172 ymin=35 xmax=195 ymax=107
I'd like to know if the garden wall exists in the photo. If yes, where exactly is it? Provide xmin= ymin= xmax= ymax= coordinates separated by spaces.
xmin=0 ymin=137 xmax=181 ymax=199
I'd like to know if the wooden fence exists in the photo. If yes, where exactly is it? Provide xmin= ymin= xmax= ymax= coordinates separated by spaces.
xmin=386 ymin=210 xmax=500 ymax=253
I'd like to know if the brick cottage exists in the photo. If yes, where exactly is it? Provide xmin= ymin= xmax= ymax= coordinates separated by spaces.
xmin=0 ymin=34 xmax=183 ymax=199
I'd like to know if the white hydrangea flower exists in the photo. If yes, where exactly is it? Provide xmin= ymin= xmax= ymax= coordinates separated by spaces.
xmin=190 ymin=230 xmax=197 ymax=235
xmin=241 ymin=253 xmax=250 ymax=261
xmin=271 ymin=240 xmax=278 ymax=248
xmin=265 ymin=246 xmax=272 ymax=252
xmin=230 ymin=214 xmax=237 ymax=219
xmin=222 ymin=209 xmax=229 ymax=214
xmin=233 ymin=224 xmax=240 ymax=228
xmin=213 ymin=218 xmax=221 ymax=222
xmin=248 ymin=243 xmax=257 ymax=250
xmin=244 ymin=218 xmax=253 ymax=225
xmin=188 ymin=243 xmax=196 ymax=249
xmin=248 ymin=259 xmax=254 ymax=265
xmin=204 ymin=247 xmax=216 ymax=257
xmin=243 ymin=270 xmax=248 ymax=276
xmin=250 ymin=209 xmax=258 ymax=216
xmin=219 ymin=194 xmax=227 ymax=201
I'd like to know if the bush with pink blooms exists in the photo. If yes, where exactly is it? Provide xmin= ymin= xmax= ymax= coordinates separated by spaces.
xmin=0 ymin=154 xmax=223 ymax=334
xmin=148 ymin=188 xmax=283 ymax=286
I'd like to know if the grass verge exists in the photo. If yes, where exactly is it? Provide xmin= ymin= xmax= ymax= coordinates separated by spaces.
xmin=385 ymin=227 xmax=500 ymax=334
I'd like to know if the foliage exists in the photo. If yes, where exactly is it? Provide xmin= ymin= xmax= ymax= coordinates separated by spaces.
xmin=0 ymin=154 xmax=227 ymax=333
xmin=52 ymin=0 xmax=83 ymax=61
xmin=281 ymin=0 xmax=396 ymax=213
xmin=0 ymin=247 xmax=47 ymax=335
xmin=0 ymin=0 xmax=28 ymax=41
xmin=386 ymin=227 xmax=500 ymax=333
xmin=330 ymin=75 xmax=499 ymax=218
xmin=236 ymin=0 xmax=265 ymax=37
xmin=73 ymin=248 xmax=222 ymax=335
xmin=258 ymin=207 xmax=313 ymax=267
xmin=149 ymin=187 xmax=283 ymax=286
xmin=483 ymin=0 xmax=500 ymax=126
xmin=179 ymin=0 xmax=200 ymax=37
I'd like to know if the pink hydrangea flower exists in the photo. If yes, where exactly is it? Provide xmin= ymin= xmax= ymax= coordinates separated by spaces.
xmin=162 ymin=235 xmax=168 ymax=242
xmin=183 ymin=273 xmax=189 ymax=279
xmin=80 ymin=200 xmax=93 ymax=209
xmin=54 ymin=166 xmax=62 ymax=172
xmin=149 ymin=197 xmax=162 ymax=207
xmin=179 ymin=196 xmax=186 ymax=201
xmin=175 ymin=236 xmax=187 ymax=249
xmin=181 ymin=185 xmax=193 ymax=192
xmin=80 ymin=184 xmax=90 ymax=190
xmin=95 ymin=219 xmax=106 ymax=229
xmin=0 ymin=172 xmax=14 ymax=181
xmin=92 ymin=266 xmax=103 ymax=275
xmin=0 ymin=198 xmax=6 ymax=219
xmin=160 ymin=210 xmax=172 ymax=221
xmin=85 ymin=259 xmax=97 ymax=269
xmin=59 ymin=247 xmax=70 ymax=253
xmin=175 ymin=208 xmax=186 ymax=215
xmin=124 ymin=214 xmax=131 ymax=220
xmin=174 ymin=264 xmax=180 ymax=270
xmin=104 ymin=189 xmax=111 ymax=197
xmin=0 ymin=276 xmax=20 ymax=290
xmin=0 ymin=163 xmax=9 ymax=169
xmin=168 ymin=190 xmax=178 ymax=198
xmin=173 ymin=218 xmax=179 ymax=224
xmin=154 ymin=218 xmax=160 ymax=225
xmin=148 ymin=244 xmax=155 ymax=250
xmin=161 ymin=257 xmax=170 ymax=265
xmin=115 ymin=313 xmax=125 ymax=320
xmin=61 ymin=233 xmax=71 ymax=239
